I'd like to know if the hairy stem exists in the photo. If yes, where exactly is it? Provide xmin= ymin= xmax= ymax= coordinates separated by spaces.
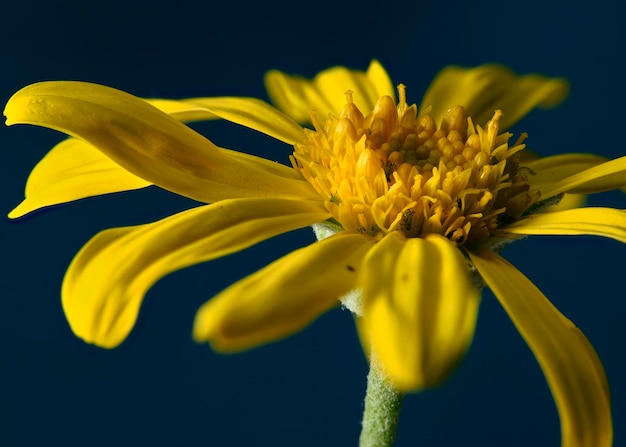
xmin=359 ymin=352 xmax=404 ymax=447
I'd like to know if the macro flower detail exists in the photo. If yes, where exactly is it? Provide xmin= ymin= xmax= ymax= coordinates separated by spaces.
xmin=5 ymin=60 xmax=625 ymax=446
xmin=293 ymin=87 xmax=534 ymax=246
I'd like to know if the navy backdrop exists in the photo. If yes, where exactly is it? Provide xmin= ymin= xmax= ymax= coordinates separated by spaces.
xmin=1 ymin=0 xmax=625 ymax=446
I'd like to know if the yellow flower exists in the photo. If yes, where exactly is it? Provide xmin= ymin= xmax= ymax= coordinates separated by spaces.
xmin=5 ymin=61 xmax=624 ymax=447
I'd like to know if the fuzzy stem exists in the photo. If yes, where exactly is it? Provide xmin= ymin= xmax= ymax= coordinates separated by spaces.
xmin=311 ymin=223 xmax=404 ymax=446
xmin=359 ymin=351 xmax=404 ymax=447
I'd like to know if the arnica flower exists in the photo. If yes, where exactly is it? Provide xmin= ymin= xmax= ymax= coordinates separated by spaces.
xmin=5 ymin=61 xmax=625 ymax=447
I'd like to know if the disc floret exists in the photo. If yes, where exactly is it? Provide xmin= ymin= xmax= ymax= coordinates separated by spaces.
xmin=291 ymin=86 xmax=539 ymax=246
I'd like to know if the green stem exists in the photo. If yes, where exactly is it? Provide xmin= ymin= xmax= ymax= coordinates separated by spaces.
xmin=311 ymin=223 xmax=404 ymax=445
xmin=359 ymin=352 xmax=404 ymax=447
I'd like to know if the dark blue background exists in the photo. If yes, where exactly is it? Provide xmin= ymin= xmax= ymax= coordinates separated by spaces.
xmin=1 ymin=0 xmax=625 ymax=445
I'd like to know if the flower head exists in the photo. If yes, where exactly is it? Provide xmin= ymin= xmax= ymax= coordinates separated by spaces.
xmin=294 ymin=87 xmax=534 ymax=246
xmin=5 ymin=60 xmax=625 ymax=446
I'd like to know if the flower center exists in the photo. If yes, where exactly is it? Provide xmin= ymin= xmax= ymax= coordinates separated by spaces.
xmin=291 ymin=86 xmax=540 ymax=246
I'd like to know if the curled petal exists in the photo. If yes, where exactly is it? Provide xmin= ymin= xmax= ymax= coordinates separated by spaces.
xmin=264 ymin=60 xmax=394 ymax=124
xmin=503 ymin=207 xmax=626 ymax=243
xmin=8 ymin=138 xmax=150 ymax=218
xmin=8 ymin=97 xmax=242 ymax=218
xmin=420 ymin=64 xmax=569 ymax=129
xmin=469 ymin=250 xmax=612 ymax=447
xmin=360 ymin=232 xmax=480 ymax=391
xmin=193 ymin=233 xmax=374 ymax=352
xmin=62 ymin=198 xmax=330 ymax=348
xmin=8 ymin=95 xmax=303 ymax=218
xmin=9 ymin=143 xmax=301 ymax=218
xmin=4 ymin=81 xmax=319 ymax=203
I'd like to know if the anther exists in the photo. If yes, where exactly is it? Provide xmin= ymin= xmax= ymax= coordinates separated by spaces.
xmin=344 ymin=90 xmax=354 ymax=104
xmin=513 ymin=132 xmax=528 ymax=146
xmin=485 ymin=110 xmax=504 ymax=150
xmin=397 ymin=84 xmax=407 ymax=107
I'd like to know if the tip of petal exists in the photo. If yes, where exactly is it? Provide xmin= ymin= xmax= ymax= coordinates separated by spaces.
xmin=191 ymin=305 xmax=246 ymax=354
xmin=7 ymin=198 xmax=55 ymax=219
xmin=7 ymin=203 xmax=27 ymax=219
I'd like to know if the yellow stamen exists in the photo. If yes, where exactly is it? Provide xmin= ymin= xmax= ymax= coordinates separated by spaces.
xmin=345 ymin=90 xmax=354 ymax=104
xmin=292 ymin=89 xmax=538 ymax=246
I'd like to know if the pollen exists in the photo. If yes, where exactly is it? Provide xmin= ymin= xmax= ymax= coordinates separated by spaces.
xmin=290 ymin=86 xmax=540 ymax=246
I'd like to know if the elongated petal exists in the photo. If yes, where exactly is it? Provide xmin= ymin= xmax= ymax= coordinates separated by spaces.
xmin=8 ymin=143 xmax=301 ymax=219
xmin=5 ymin=81 xmax=319 ymax=203
xmin=360 ymin=232 xmax=480 ymax=391
xmin=264 ymin=60 xmax=393 ymax=124
xmin=468 ymin=250 xmax=612 ymax=447
xmin=524 ymin=153 xmax=609 ymax=213
xmin=526 ymin=153 xmax=626 ymax=196
xmin=8 ymin=138 xmax=151 ymax=218
xmin=526 ymin=153 xmax=608 ymax=188
xmin=145 ymin=98 xmax=223 ymax=122
xmin=538 ymin=156 xmax=626 ymax=200
xmin=62 ymin=198 xmax=330 ymax=348
xmin=9 ymin=95 xmax=303 ymax=218
xmin=7 ymin=97 xmax=249 ymax=218
xmin=420 ymin=64 xmax=569 ymax=129
xmin=540 ymin=194 xmax=587 ymax=213
xmin=8 ymin=141 xmax=302 ymax=218
xmin=184 ymin=97 xmax=305 ymax=145
xmin=503 ymin=207 xmax=626 ymax=243
xmin=193 ymin=232 xmax=374 ymax=352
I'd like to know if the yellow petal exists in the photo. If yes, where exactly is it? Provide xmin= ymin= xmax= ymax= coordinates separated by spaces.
xmin=8 ymin=98 xmax=231 ymax=218
xmin=538 ymin=156 xmax=626 ymax=200
xmin=360 ymin=232 xmax=480 ymax=391
xmin=8 ymin=94 xmax=304 ymax=218
xmin=468 ymin=250 xmax=612 ymax=447
xmin=526 ymin=153 xmax=608 ymax=189
xmin=193 ymin=232 xmax=374 ymax=352
xmin=8 ymin=142 xmax=301 ymax=219
xmin=264 ymin=60 xmax=393 ymax=124
xmin=220 ymin=147 xmax=302 ymax=180
xmin=62 ymin=198 xmax=330 ymax=348
xmin=5 ymin=81 xmax=319 ymax=203
xmin=6 ymin=90 xmax=306 ymax=217
xmin=365 ymin=60 xmax=396 ymax=100
xmin=183 ymin=96 xmax=305 ymax=145
xmin=503 ymin=207 xmax=626 ymax=243
xmin=8 ymin=138 xmax=151 ymax=218
xmin=541 ymin=194 xmax=587 ymax=213
xmin=523 ymin=153 xmax=609 ymax=214
xmin=133 ymin=99 xmax=304 ymax=181
xmin=420 ymin=64 xmax=569 ymax=129
xmin=525 ymin=153 xmax=626 ymax=198
xmin=312 ymin=64 xmax=388 ymax=115
xmin=145 ymin=98 xmax=222 ymax=122
xmin=264 ymin=69 xmax=328 ymax=124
